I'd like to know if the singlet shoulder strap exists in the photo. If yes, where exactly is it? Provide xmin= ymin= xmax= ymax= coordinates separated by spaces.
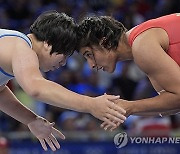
xmin=0 ymin=29 xmax=32 ymax=48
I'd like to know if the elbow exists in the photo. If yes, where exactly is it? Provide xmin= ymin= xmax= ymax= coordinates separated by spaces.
xmin=174 ymin=91 xmax=180 ymax=108
xmin=24 ymin=81 xmax=43 ymax=100
xmin=28 ymin=89 xmax=41 ymax=99
xmin=26 ymin=87 xmax=41 ymax=99
xmin=21 ymin=78 xmax=46 ymax=100
xmin=175 ymin=89 xmax=180 ymax=101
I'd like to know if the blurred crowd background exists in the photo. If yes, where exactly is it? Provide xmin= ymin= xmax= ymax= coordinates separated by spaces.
xmin=0 ymin=0 xmax=180 ymax=153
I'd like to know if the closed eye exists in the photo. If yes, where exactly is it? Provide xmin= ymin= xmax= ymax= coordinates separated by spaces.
xmin=85 ymin=53 xmax=93 ymax=59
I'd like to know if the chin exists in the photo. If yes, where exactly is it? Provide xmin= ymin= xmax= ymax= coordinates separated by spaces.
xmin=41 ymin=68 xmax=50 ymax=72
xmin=108 ymin=66 xmax=116 ymax=73
xmin=106 ymin=68 xmax=113 ymax=73
xmin=108 ymin=69 xmax=114 ymax=73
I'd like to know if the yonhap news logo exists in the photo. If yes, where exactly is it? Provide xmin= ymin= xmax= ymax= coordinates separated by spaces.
xmin=114 ymin=132 xmax=180 ymax=149
xmin=114 ymin=132 xmax=128 ymax=148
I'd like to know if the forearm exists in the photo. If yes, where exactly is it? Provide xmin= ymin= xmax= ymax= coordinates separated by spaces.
xmin=130 ymin=92 xmax=180 ymax=115
xmin=32 ymin=79 xmax=92 ymax=113
xmin=133 ymin=89 xmax=179 ymax=116
xmin=0 ymin=86 xmax=38 ymax=125
xmin=133 ymin=109 xmax=180 ymax=117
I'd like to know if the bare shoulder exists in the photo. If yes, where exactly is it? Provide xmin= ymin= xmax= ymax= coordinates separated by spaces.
xmin=12 ymin=37 xmax=37 ymax=60
xmin=132 ymin=27 xmax=169 ymax=51
xmin=131 ymin=28 xmax=180 ymax=93
xmin=11 ymin=37 xmax=42 ymax=93
xmin=131 ymin=28 xmax=169 ymax=74
xmin=0 ymin=36 xmax=35 ymax=74
xmin=11 ymin=37 xmax=39 ymax=73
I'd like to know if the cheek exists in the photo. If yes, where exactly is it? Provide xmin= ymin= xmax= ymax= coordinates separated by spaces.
xmin=98 ymin=56 xmax=108 ymax=65
xmin=52 ymin=55 xmax=64 ymax=64
xmin=58 ymin=54 xmax=65 ymax=61
xmin=45 ymin=57 xmax=52 ymax=66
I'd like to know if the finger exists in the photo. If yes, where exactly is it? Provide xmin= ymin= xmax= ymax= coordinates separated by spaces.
xmin=104 ymin=93 xmax=121 ymax=99
xmin=110 ymin=123 xmax=120 ymax=131
xmin=110 ymin=124 xmax=120 ymax=131
xmin=103 ymin=122 xmax=113 ymax=131
xmin=101 ymin=120 xmax=119 ymax=130
xmin=100 ymin=122 xmax=106 ymax=128
xmin=109 ymin=121 xmax=120 ymax=131
xmin=106 ymin=108 xmax=126 ymax=122
xmin=108 ymin=102 xmax=126 ymax=115
xmin=102 ymin=117 xmax=116 ymax=127
xmin=101 ymin=123 xmax=112 ymax=131
xmin=100 ymin=122 xmax=109 ymax=129
xmin=104 ymin=124 xmax=112 ymax=131
xmin=52 ymin=127 xmax=65 ymax=140
xmin=116 ymin=122 xmax=120 ymax=127
xmin=45 ymin=137 xmax=56 ymax=151
xmin=105 ymin=95 xmax=120 ymax=100
xmin=49 ymin=134 xmax=60 ymax=149
xmin=105 ymin=113 xmax=125 ymax=124
xmin=39 ymin=139 xmax=48 ymax=151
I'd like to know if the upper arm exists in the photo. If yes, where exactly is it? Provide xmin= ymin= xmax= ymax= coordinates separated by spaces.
xmin=12 ymin=39 xmax=44 ymax=95
xmin=148 ymin=76 xmax=163 ymax=94
xmin=132 ymin=32 xmax=180 ymax=95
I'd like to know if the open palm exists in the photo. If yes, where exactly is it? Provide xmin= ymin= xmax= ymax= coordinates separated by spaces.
xmin=28 ymin=116 xmax=65 ymax=151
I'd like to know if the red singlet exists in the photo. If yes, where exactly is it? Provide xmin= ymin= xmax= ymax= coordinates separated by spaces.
xmin=128 ymin=13 xmax=180 ymax=66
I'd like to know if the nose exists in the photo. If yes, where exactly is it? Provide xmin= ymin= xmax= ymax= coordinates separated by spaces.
xmin=87 ymin=59 xmax=96 ymax=70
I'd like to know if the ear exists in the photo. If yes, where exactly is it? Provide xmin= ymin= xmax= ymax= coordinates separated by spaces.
xmin=100 ymin=37 xmax=112 ymax=50
xmin=44 ymin=41 xmax=52 ymax=52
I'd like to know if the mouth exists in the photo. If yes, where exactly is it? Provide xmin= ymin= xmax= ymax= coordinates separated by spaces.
xmin=99 ymin=66 xmax=107 ymax=72
xmin=51 ymin=66 xmax=56 ymax=71
xmin=56 ymin=66 xmax=60 ymax=69
xmin=97 ymin=66 xmax=107 ymax=72
xmin=96 ymin=66 xmax=103 ymax=71
xmin=99 ymin=66 xmax=103 ymax=70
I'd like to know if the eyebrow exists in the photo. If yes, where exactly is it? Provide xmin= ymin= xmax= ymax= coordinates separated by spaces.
xmin=83 ymin=50 xmax=89 ymax=56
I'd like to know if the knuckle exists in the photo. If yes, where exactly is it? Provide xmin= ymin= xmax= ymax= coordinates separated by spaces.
xmin=102 ymin=117 xmax=106 ymax=121
xmin=113 ymin=117 xmax=117 ymax=121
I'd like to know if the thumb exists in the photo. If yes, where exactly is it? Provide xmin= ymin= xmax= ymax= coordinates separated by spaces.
xmin=53 ymin=128 xmax=66 ymax=140
xmin=106 ymin=95 xmax=120 ymax=100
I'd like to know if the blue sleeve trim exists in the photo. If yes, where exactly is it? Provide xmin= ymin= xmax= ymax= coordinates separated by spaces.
xmin=0 ymin=68 xmax=14 ymax=77
xmin=0 ymin=34 xmax=32 ymax=47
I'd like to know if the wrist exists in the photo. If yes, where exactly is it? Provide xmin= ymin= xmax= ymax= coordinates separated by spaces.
xmin=128 ymin=101 xmax=138 ymax=115
xmin=25 ymin=114 xmax=39 ymax=126
xmin=81 ymin=95 xmax=93 ymax=113
xmin=124 ymin=101 xmax=133 ymax=117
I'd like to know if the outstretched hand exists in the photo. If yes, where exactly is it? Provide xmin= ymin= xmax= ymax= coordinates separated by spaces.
xmin=28 ymin=116 xmax=65 ymax=151
xmin=90 ymin=94 xmax=127 ymax=128
xmin=100 ymin=99 xmax=131 ymax=131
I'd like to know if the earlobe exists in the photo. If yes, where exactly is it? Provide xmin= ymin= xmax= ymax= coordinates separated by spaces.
xmin=44 ymin=41 xmax=52 ymax=51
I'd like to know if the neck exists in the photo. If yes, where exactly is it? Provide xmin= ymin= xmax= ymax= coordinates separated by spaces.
xmin=116 ymin=33 xmax=133 ymax=61
xmin=27 ymin=34 xmax=42 ymax=56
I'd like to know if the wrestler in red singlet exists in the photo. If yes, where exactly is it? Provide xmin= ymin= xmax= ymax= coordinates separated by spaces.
xmin=128 ymin=13 xmax=180 ymax=66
